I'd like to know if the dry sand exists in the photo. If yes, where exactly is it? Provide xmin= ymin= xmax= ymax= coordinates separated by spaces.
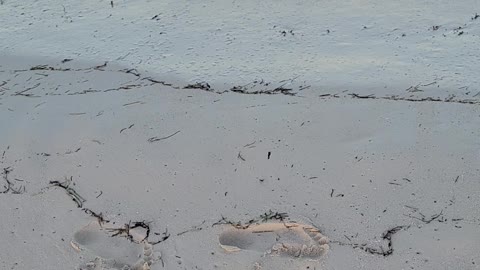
xmin=1 ymin=1 xmax=480 ymax=269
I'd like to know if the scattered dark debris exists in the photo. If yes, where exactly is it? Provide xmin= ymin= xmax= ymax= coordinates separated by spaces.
xmin=230 ymin=85 xmax=295 ymax=96
xmin=148 ymin=130 xmax=181 ymax=143
xmin=405 ymin=210 xmax=443 ymax=224
xmin=120 ymin=124 xmax=135 ymax=133
xmin=123 ymin=101 xmax=144 ymax=107
xmin=34 ymin=101 xmax=46 ymax=108
xmin=237 ymin=152 xmax=246 ymax=161
xmin=13 ymin=83 xmax=41 ymax=96
xmin=93 ymin=62 xmax=108 ymax=71
xmin=279 ymin=29 xmax=294 ymax=36
xmin=83 ymin=208 xmax=109 ymax=224
xmin=404 ymin=205 xmax=419 ymax=211
xmin=2 ymin=167 xmax=26 ymax=194
xmin=107 ymin=221 xmax=151 ymax=243
xmin=431 ymin=25 xmax=440 ymax=31
xmin=336 ymin=92 xmax=480 ymax=105
xmin=402 ymin=178 xmax=411 ymax=183
xmin=472 ymin=13 xmax=479 ymax=20
xmin=30 ymin=65 xmax=71 ymax=72
xmin=243 ymin=141 xmax=256 ymax=148
xmin=406 ymin=84 xmax=423 ymax=93
xmin=67 ymin=89 xmax=102 ymax=96
xmin=177 ymin=220 xmax=206 ymax=236
xmin=348 ymin=93 xmax=375 ymax=99
xmin=382 ymin=95 xmax=480 ymax=104
xmin=46 ymin=178 xmax=171 ymax=246
xmin=36 ymin=152 xmax=51 ymax=157
xmin=260 ymin=210 xmax=288 ymax=222
xmin=458 ymin=31 xmax=464 ymax=36
xmin=120 ymin=69 xmax=141 ymax=77
xmin=103 ymin=84 xmax=143 ymax=92
xmin=49 ymin=177 xmax=86 ymax=207
xmin=1 ymin=146 xmax=9 ymax=163
xmin=298 ymin=84 xmax=311 ymax=91
xmin=334 ymin=225 xmax=409 ymax=257
xmin=150 ymin=228 xmax=170 ymax=245
xmin=213 ymin=210 xmax=288 ymax=229
xmin=142 ymin=77 xmax=178 ymax=88
xmin=65 ymin=147 xmax=81 ymax=155
xmin=319 ymin=93 xmax=339 ymax=98
xmin=184 ymin=82 xmax=212 ymax=92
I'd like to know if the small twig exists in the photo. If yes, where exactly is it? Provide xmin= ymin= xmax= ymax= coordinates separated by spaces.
xmin=122 ymin=101 xmax=144 ymax=106
xmin=148 ymin=130 xmax=180 ymax=143
xmin=243 ymin=141 xmax=256 ymax=148
xmin=120 ymin=124 xmax=134 ymax=133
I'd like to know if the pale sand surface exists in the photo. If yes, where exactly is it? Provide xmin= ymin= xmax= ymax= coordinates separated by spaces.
xmin=1 ymin=1 xmax=480 ymax=269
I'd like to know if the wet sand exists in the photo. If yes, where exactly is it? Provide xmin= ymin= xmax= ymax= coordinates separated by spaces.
xmin=1 ymin=1 xmax=480 ymax=269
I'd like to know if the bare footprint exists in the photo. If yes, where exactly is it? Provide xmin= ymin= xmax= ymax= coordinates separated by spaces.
xmin=72 ymin=222 xmax=154 ymax=270
xmin=219 ymin=222 xmax=329 ymax=258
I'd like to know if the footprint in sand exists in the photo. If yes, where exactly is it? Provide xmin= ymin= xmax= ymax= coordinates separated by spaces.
xmin=218 ymin=222 xmax=329 ymax=268
xmin=71 ymin=222 xmax=154 ymax=270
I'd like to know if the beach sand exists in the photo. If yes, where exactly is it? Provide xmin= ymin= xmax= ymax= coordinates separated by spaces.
xmin=1 ymin=1 xmax=480 ymax=269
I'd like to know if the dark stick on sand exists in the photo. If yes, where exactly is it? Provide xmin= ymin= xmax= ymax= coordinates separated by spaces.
xmin=148 ymin=130 xmax=180 ymax=142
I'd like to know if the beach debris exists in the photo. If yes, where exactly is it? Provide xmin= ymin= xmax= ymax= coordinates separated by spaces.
xmin=120 ymin=124 xmax=135 ymax=133
xmin=123 ymin=101 xmax=144 ymax=106
xmin=1 ymin=167 xmax=26 ymax=194
xmin=184 ymin=82 xmax=212 ymax=92
xmin=147 ymin=130 xmax=180 ymax=143
xmin=50 ymin=177 xmax=86 ymax=207
xmin=213 ymin=210 xmax=288 ymax=229
xmin=334 ymin=225 xmax=409 ymax=257
xmin=405 ymin=210 xmax=444 ymax=224
xmin=177 ymin=220 xmax=207 ymax=236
